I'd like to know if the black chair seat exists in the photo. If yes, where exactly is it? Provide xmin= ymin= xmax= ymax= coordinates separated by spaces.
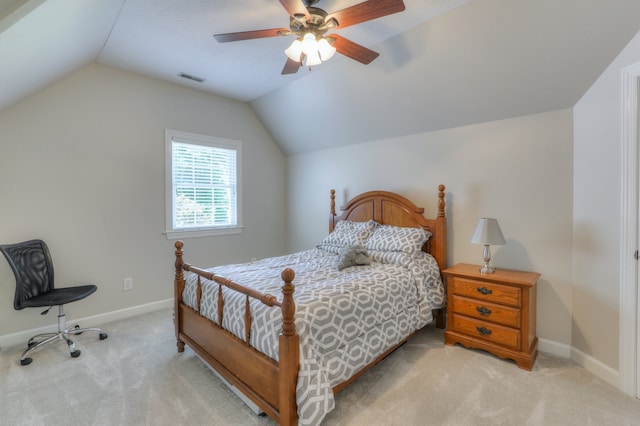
xmin=19 ymin=285 xmax=97 ymax=308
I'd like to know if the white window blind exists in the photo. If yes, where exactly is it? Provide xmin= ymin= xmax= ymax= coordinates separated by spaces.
xmin=165 ymin=130 xmax=242 ymax=239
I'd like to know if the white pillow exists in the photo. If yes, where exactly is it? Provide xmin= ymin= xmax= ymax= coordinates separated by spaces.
xmin=365 ymin=225 xmax=431 ymax=253
xmin=317 ymin=220 xmax=378 ymax=252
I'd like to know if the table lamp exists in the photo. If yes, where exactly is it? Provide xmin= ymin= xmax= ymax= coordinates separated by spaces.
xmin=470 ymin=218 xmax=506 ymax=273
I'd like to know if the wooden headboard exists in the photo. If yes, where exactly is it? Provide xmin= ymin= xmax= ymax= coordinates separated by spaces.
xmin=329 ymin=185 xmax=447 ymax=271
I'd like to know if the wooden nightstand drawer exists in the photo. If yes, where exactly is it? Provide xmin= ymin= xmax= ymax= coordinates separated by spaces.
xmin=451 ymin=295 xmax=521 ymax=328
xmin=450 ymin=314 xmax=520 ymax=351
xmin=450 ymin=277 xmax=521 ymax=307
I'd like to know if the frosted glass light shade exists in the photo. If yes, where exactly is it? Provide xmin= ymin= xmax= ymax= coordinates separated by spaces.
xmin=317 ymin=38 xmax=336 ymax=61
xmin=285 ymin=39 xmax=302 ymax=61
xmin=304 ymin=51 xmax=322 ymax=66
xmin=301 ymin=33 xmax=318 ymax=56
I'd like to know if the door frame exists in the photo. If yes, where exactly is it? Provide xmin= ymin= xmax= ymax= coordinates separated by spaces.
xmin=619 ymin=61 xmax=640 ymax=397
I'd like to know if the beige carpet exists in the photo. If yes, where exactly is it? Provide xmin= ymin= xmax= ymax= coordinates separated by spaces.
xmin=1 ymin=308 xmax=640 ymax=425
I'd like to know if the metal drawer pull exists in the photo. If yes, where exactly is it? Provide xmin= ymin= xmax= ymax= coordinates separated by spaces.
xmin=476 ymin=306 xmax=492 ymax=316
xmin=477 ymin=286 xmax=493 ymax=295
xmin=476 ymin=326 xmax=492 ymax=336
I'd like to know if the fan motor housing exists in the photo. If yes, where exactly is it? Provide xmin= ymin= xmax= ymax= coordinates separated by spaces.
xmin=290 ymin=6 xmax=333 ymax=35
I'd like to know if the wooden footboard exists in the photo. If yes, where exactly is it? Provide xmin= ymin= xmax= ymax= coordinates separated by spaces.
xmin=173 ymin=241 xmax=299 ymax=425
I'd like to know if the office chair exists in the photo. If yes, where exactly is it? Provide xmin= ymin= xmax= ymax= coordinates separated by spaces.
xmin=0 ymin=239 xmax=108 ymax=365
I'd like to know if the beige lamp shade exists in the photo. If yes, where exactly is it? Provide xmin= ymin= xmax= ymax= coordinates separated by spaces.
xmin=470 ymin=218 xmax=506 ymax=246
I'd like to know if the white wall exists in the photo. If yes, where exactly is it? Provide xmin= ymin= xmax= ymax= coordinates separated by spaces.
xmin=0 ymin=63 xmax=287 ymax=338
xmin=573 ymin=31 xmax=640 ymax=371
xmin=287 ymin=109 xmax=574 ymax=347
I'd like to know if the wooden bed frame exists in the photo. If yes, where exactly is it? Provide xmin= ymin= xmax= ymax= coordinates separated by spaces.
xmin=173 ymin=185 xmax=447 ymax=426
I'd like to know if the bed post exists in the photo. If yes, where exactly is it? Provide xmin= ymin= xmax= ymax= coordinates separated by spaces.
xmin=438 ymin=184 xmax=445 ymax=219
xmin=279 ymin=268 xmax=299 ymax=426
xmin=329 ymin=189 xmax=337 ymax=232
xmin=174 ymin=240 xmax=186 ymax=353
xmin=432 ymin=184 xmax=447 ymax=271
xmin=434 ymin=184 xmax=447 ymax=329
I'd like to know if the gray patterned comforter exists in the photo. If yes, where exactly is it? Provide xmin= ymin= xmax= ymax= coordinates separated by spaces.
xmin=182 ymin=248 xmax=444 ymax=425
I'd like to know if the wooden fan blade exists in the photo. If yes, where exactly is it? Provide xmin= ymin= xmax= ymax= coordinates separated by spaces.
xmin=281 ymin=58 xmax=301 ymax=74
xmin=328 ymin=34 xmax=379 ymax=64
xmin=279 ymin=0 xmax=310 ymax=18
xmin=327 ymin=0 xmax=405 ymax=29
xmin=214 ymin=28 xmax=290 ymax=43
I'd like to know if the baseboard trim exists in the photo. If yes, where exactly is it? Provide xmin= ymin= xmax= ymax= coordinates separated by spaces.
xmin=0 ymin=298 xmax=173 ymax=350
xmin=538 ymin=337 xmax=571 ymax=358
xmin=538 ymin=338 xmax=619 ymax=389
xmin=569 ymin=345 xmax=619 ymax=389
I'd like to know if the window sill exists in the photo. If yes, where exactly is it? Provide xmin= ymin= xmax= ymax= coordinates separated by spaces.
xmin=164 ymin=226 xmax=244 ymax=240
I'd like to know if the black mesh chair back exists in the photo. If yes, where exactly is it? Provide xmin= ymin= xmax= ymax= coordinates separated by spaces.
xmin=0 ymin=239 xmax=108 ymax=365
xmin=2 ymin=239 xmax=55 ymax=310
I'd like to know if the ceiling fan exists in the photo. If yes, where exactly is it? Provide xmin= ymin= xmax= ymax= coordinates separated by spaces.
xmin=213 ymin=0 xmax=406 ymax=74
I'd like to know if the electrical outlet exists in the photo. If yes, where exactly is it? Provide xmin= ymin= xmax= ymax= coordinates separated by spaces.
xmin=123 ymin=277 xmax=133 ymax=291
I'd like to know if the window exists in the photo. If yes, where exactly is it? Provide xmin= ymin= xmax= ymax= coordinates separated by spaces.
xmin=165 ymin=129 xmax=242 ymax=239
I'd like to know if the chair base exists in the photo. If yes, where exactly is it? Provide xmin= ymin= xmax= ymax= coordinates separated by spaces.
xmin=20 ymin=306 xmax=108 ymax=366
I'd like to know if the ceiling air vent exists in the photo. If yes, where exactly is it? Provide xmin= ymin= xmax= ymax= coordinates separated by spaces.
xmin=178 ymin=72 xmax=206 ymax=83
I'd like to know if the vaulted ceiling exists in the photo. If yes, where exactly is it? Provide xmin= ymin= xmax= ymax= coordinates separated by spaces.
xmin=2 ymin=0 xmax=640 ymax=155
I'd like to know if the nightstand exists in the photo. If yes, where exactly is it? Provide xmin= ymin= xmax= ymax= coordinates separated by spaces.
xmin=443 ymin=263 xmax=540 ymax=370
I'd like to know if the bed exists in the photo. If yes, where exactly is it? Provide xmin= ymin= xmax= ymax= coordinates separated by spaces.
xmin=173 ymin=185 xmax=447 ymax=425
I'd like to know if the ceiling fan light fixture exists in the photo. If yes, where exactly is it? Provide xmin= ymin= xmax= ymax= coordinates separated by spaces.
xmin=285 ymin=32 xmax=335 ymax=67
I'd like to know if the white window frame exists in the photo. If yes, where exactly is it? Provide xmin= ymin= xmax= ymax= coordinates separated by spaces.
xmin=164 ymin=129 xmax=243 ymax=239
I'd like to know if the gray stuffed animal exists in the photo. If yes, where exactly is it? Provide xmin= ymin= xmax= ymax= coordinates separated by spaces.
xmin=337 ymin=245 xmax=371 ymax=271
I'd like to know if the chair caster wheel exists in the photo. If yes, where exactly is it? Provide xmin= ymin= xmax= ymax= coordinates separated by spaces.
xmin=70 ymin=349 xmax=81 ymax=358
xmin=99 ymin=332 xmax=108 ymax=340
xmin=74 ymin=324 xmax=83 ymax=335
xmin=20 ymin=358 xmax=32 ymax=366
